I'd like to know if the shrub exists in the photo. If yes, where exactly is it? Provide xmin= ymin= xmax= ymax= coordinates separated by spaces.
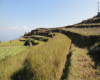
xmin=34 ymin=42 xmax=39 ymax=45
xmin=24 ymin=38 xmax=38 ymax=46
xmin=43 ymin=39 xmax=48 ymax=42
xmin=24 ymin=38 xmax=33 ymax=46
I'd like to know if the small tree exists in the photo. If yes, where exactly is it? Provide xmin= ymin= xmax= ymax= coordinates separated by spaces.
xmin=24 ymin=38 xmax=34 ymax=46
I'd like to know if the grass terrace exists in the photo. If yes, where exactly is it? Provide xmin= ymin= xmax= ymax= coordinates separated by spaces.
xmin=26 ymin=33 xmax=71 ymax=80
xmin=0 ymin=35 xmax=46 ymax=80
xmin=0 ymin=33 xmax=72 ymax=80
xmin=67 ymin=44 xmax=100 ymax=80
xmin=0 ymin=46 xmax=28 ymax=60
xmin=63 ymin=27 xmax=100 ymax=36
xmin=0 ymin=38 xmax=44 ymax=47
xmin=0 ymin=39 xmax=24 ymax=47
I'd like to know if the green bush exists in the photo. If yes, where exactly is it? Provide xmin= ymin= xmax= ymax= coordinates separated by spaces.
xmin=24 ymin=38 xmax=39 ymax=46
xmin=34 ymin=42 xmax=39 ymax=45
xmin=24 ymin=38 xmax=34 ymax=46
xmin=43 ymin=39 xmax=48 ymax=42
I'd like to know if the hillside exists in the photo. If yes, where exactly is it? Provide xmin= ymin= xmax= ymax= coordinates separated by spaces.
xmin=78 ymin=16 xmax=100 ymax=24
xmin=0 ymin=14 xmax=100 ymax=80
xmin=0 ymin=33 xmax=71 ymax=80
xmin=64 ymin=16 xmax=100 ymax=28
xmin=59 ymin=15 xmax=100 ymax=80
xmin=63 ymin=15 xmax=100 ymax=36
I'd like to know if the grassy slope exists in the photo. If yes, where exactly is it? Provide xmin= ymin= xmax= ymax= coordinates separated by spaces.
xmin=0 ymin=40 xmax=45 ymax=80
xmin=64 ymin=17 xmax=100 ymax=29
xmin=0 ymin=33 xmax=71 ymax=80
xmin=0 ymin=46 xmax=28 ymax=57
xmin=27 ymin=33 xmax=71 ymax=80
xmin=56 ymin=16 xmax=100 ymax=79
xmin=0 ymin=39 xmax=29 ymax=60
xmin=78 ymin=17 xmax=100 ymax=24
xmin=0 ymin=50 xmax=28 ymax=80
xmin=63 ymin=27 xmax=100 ymax=36
xmin=62 ymin=25 xmax=100 ymax=80
xmin=63 ymin=17 xmax=100 ymax=36
xmin=0 ymin=39 xmax=24 ymax=47
xmin=67 ymin=44 xmax=100 ymax=80
xmin=0 ymin=39 xmax=43 ymax=47
xmin=0 ymin=36 xmax=45 ymax=60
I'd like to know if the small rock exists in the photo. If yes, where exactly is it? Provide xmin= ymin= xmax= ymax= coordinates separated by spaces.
xmin=90 ymin=47 xmax=100 ymax=51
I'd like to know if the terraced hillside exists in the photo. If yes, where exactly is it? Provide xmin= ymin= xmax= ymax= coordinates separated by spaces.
xmin=0 ymin=33 xmax=71 ymax=80
xmin=0 ymin=46 xmax=28 ymax=60
xmin=0 ymin=14 xmax=100 ymax=80
xmin=78 ymin=17 xmax=100 ymax=24
xmin=0 ymin=39 xmax=24 ymax=47
xmin=62 ymin=16 xmax=100 ymax=44
xmin=59 ymin=16 xmax=100 ymax=80
xmin=63 ymin=27 xmax=100 ymax=36
xmin=27 ymin=33 xmax=71 ymax=80
xmin=64 ymin=16 xmax=100 ymax=28
xmin=0 ymin=37 xmax=45 ymax=59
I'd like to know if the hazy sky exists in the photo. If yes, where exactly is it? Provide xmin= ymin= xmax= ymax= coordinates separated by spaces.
xmin=0 ymin=0 xmax=99 ymax=41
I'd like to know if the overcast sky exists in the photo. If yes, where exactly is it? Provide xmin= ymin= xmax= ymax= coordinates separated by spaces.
xmin=0 ymin=0 xmax=99 ymax=41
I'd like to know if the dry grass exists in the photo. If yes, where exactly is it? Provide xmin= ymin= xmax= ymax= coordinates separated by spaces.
xmin=0 ymin=49 xmax=28 ymax=80
xmin=67 ymin=44 xmax=100 ymax=80
xmin=0 ymin=33 xmax=71 ymax=80
xmin=63 ymin=27 xmax=100 ymax=36
xmin=0 ymin=40 xmax=45 ymax=80
xmin=27 ymin=33 xmax=71 ymax=80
